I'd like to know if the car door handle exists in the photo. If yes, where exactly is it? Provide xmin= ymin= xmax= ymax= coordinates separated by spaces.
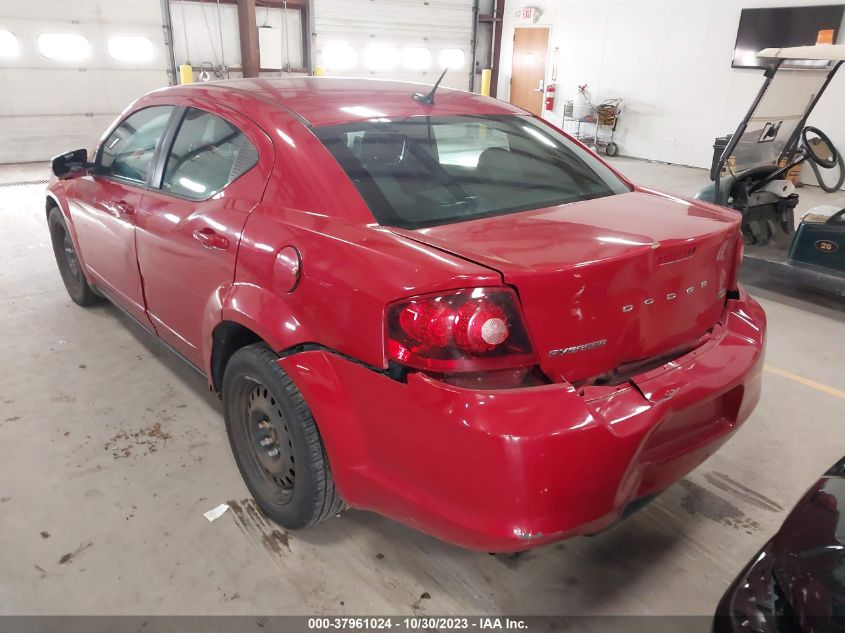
xmin=104 ymin=200 xmax=135 ymax=217
xmin=192 ymin=227 xmax=229 ymax=250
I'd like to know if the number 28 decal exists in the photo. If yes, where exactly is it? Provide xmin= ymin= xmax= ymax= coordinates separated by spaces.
xmin=815 ymin=239 xmax=839 ymax=253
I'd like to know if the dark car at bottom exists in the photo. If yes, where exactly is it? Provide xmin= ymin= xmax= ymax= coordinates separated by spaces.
xmin=715 ymin=457 xmax=845 ymax=632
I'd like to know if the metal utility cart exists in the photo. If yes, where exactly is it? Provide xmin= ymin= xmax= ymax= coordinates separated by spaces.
xmin=563 ymin=96 xmax=622 ymax=156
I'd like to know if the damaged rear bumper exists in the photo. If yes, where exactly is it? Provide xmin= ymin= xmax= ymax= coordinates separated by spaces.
xmin=279 ymin=288 xmax=766 ymax=551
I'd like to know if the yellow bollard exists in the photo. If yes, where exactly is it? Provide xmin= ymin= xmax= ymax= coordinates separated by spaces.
xmin=313 ymin=66 xmax=326 ymax=76
xmin=179 ymin=64 xmax=194 ymax=85
xmin=480 ymin=68 xmax=492 ymax=96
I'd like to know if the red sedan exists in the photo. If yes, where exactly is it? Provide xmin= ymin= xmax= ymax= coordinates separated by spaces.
xmin=46 ymin=78 xmax=765 ymax=552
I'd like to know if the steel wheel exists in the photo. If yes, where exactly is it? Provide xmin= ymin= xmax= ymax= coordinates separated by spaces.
xmin=223 ymin=344 xmax=345 ymax=529
xmin=62 ymin=229 xmax=82 ymax=283
xmin=48 ymin=206 xmax=101 ymax=306
xmin=245 ymin=380 xmax=296 ymax=496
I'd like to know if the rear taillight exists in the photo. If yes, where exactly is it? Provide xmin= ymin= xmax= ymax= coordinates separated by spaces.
xmin=386 ymin=287 xmax=537 ymax=374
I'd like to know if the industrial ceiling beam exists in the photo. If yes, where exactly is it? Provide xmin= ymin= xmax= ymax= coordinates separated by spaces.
xmin=237 ymin=0 xmax=260 ymax=77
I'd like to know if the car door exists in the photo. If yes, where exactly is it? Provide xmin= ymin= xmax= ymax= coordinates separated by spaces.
xmin=135 ymin=103 xmax=273 ymax=367
xmin=68 ymin=105 xmax=176 ymax=327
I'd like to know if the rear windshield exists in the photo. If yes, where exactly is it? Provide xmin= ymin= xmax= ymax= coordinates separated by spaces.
xmin=314 ymin=114 xmax=629 ymax=229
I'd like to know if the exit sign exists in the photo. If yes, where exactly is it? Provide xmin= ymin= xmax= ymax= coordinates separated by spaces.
xmin=516 ymin=7 xmax=541 ymax=24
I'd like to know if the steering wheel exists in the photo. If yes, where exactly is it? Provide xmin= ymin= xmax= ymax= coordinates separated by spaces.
xmin=802 ymin=126 xmax=839 ymax=169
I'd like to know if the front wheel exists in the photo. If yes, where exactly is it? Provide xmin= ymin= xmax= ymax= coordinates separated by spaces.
xmin=48 ymin=206 xmax=101 ymax=307
xmin=222 ymin=343 xmax=345 ymax=529
xmin=605 ymin=142 xmax=619 ymax=157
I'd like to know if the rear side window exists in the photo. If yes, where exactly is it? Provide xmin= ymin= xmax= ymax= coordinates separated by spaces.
xmin=99 ymin=106 xmax=174 ymax=184
xmin=161 ymin=108 xmax=258 ymax=200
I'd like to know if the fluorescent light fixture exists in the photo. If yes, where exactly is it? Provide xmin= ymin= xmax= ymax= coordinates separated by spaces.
xmin=107 ymin=35 xmax=155 ymax=63
xmin=38 ymin=32 xmax=91 ymax=61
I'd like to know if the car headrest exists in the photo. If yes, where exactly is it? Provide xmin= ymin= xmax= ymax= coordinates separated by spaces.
xmin=477 ymin=147 xmax=518 ymax=175
xmin=360 ymin=131 xmax=405 ymax=168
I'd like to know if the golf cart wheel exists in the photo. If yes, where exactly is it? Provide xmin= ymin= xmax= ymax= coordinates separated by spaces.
xmin=47 ymin=206 xmax=101 ymax=307
xmin=222 ymin=343 xmax=345 ymax=529
xmin=605 ymin=142 xmax=619 ymax=157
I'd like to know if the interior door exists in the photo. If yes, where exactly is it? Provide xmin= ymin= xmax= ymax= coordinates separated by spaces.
xmin=509 ymin=27 xmax=550 ymax=116
xmin=135 ymin=104 xmax=272 ymax=367
xmin=68 ymin=105 xmax=175 ymax=327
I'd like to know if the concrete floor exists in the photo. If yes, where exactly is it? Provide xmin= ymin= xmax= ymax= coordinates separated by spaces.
xmin=1 ymin=159 xmax=844 ymax=619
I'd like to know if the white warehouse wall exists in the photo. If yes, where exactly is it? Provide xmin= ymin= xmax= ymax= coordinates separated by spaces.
xmin=0 ymin=0 xmax=170 ymax=163
xmin=498 ymin=0 xmax=845 ymax=177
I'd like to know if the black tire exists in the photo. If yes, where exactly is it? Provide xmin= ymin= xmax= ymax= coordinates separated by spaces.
xmin=222 ymin=343 xmax=344 ymax=529
xmin=47 ymin=206 xmax=102 ymax=307
xmin=605 ymin=142 xmax=619 ymax=157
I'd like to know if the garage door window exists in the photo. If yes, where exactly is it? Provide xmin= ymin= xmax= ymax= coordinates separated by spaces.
xmin=0 ymin=30 xmax=19 ymax=58
xmin=99 ymin=106 xmax=174 ymax=185
xmin=108 ymin=35 xmax=155 ymax=63
xmin=38 ymin=33 xmax=91 ymax=61
xmin=364 ymin=45 xmax=399 ymax=71
xmin=160 ymin=108 xmax=258 ymax=200
xmin=438 ymin=49 xmax=465 ymax=70
xmin=322 ymin=42 xmax=357 ymax=71
xmin=402 ymin=47 xmax=431 ymax=71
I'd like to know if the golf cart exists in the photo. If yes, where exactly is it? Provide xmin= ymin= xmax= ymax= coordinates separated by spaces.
xmin=696 ymin=45 xmax=845 ymax=297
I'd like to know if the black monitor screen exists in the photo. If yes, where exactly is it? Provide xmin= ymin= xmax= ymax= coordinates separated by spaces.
xmin=732 ymin=5 xmax=844 ymax=69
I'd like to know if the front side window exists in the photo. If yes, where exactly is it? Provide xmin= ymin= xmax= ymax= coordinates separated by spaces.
xmin=161 ymin=108 xmax=258 ymax=200
xmin=315 ymin=115 xmax=629 ymax=228
xmin=99 ymin=106 xmax=174 ymax=184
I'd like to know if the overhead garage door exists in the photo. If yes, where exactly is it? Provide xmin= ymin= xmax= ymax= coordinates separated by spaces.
xmin=313 ymin=0 xmax=475 ymax=91
xmin=0 ymin=0 xmax=171 ymax=164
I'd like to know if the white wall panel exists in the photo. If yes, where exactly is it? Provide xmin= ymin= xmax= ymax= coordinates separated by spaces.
xmin=0 ymin=0 xmax=170 ymax=163
xmin=497 ymin=0 xmax=845 ymax=182
xmin=314 ymin=0 xmax=475 ymax=90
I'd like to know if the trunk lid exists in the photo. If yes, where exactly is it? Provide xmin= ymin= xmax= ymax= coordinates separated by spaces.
xmin=391 ymin=191 xmax=740 ymax=383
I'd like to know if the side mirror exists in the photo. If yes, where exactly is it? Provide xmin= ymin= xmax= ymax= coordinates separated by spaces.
xmin=51 ymin=148 xmax=90 ymax=179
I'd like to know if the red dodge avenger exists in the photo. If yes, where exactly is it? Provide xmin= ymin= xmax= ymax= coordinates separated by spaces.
xmin=46 ymin=77 xmax=765 ymax=551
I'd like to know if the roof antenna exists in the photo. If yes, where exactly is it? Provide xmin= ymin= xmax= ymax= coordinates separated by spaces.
xmin=413 ymin=68 xmax=448 ymax=105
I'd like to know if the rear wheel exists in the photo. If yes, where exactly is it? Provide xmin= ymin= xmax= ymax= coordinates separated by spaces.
xmin=48 ymin=206 xmax=101 ymax=307
xmin=222 ymin=343 xmax=344 ymax=529
xmin=605 ymin=142 xmax=619 ymax=157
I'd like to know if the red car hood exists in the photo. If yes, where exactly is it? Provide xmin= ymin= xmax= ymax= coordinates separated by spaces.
xmin=391 ymin=190 xmax=741 ymax=383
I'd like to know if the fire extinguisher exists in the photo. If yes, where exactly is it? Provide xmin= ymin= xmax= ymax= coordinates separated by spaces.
xmin=544 ymin=84 xmax=556 ymax=111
